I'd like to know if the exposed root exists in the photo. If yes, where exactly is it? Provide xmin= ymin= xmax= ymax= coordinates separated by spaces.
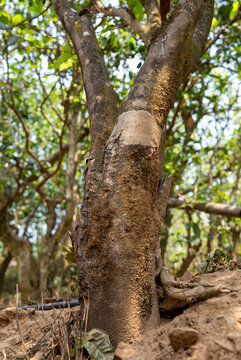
xmin=159 ymin=266 xmax=237 ymax=312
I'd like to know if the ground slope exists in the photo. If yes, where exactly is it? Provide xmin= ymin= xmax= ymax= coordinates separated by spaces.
xmin=0 ymin=270 xmax=241 ymax=359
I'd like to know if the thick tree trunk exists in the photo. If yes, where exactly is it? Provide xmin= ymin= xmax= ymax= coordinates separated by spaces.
xmin=75 ymin=111 xmax=164 ymax=344
xmin=53 ymin=0 xmax=214 ymax=346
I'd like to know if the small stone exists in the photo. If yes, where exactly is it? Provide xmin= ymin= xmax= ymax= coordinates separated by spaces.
xmin=227 ymin=332 xmax=241 ymax=341
xmin=215 ymin=340 xmax=234 ymax=352
xmin=0 ymin=307 xmax=27 ymax=325
xmin=168 ymin=327 xmax=198 ymax=352
xmin=16 ymin=354 xmax=26 ymax=359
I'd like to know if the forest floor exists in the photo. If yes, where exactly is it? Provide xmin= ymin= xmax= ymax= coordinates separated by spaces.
xmin=0 ymin=269 xmax=241 ymax=359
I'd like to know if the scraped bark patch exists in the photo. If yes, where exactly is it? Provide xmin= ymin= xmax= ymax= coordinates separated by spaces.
xmin=108 ymin=110 xmax=162 ymax=147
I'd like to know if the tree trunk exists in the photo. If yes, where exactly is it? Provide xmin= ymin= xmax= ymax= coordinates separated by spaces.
xmin=160 ymin=209 xmax=173 ymax=265
xmin=17 ymin=243 xmax=40 ymax=303
xmin=0 ymin=210 xmax=40 ymax=303
xmin=230 ymin=222 xmax=240 ymax=260
xmin=74 ymin=111 xmax=165 ymax=344
xmin=53 ymin=0 xmax=214 ymax=346
xmin=0 ymin=250 xmax=12 ymax=297
xmin=207 ymin=215 xmax=215 ymax=252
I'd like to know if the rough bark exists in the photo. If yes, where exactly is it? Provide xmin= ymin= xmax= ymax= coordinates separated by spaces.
xmin=52 ymin=0 xmax=214 ymax=346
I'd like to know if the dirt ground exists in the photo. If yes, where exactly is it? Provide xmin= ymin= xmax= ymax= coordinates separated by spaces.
xmin=1 ymin=270 xmax=241 ymax=359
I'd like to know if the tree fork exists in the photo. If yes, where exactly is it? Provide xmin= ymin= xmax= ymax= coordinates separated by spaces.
xmin=52 ymin=0 xmax=214 ymax=346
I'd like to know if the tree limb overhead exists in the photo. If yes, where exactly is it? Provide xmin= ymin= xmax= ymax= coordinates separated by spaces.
xmin=167 ymin=197 xmax=241 ymax=218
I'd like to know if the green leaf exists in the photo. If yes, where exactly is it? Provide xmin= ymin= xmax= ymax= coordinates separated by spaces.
xmin=2 ymin=35 xmax=19 ymax=53
xmin=12 ymin=13 xmax=23 ymax=25
xmin=53 ymin=53 xmax=71 ymax=69
xmin=59 ymin=59 xmax=73 ymax=71
xmin=211 ymin=17 xmax=219 ymax=28
xmin=59 ymin=242 xmax=76 ymax=264
xmin=230 ymin=1 xmax=239 ymax=20
xmin=0 ymin=11 xmax=10 ymax=25
xmin=192 ymin=222 xmax=201 ymax=238
xmin=0 ymin=20 xmax=9 ymax=28
xmin=83 ymin=329 xmax=115 ymax=360
xmin=127 ymin=0 xmax=144 ymax=21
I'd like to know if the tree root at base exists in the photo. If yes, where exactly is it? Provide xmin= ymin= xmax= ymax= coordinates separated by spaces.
xmin=158 ymin=266 xmax=238 ymax=312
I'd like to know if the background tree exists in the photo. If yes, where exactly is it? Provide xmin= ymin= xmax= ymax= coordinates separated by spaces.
xmin=162 ymin=0 xmax=241 ymax=271
xmin=0 ymin=2 xmax=89 ymax=301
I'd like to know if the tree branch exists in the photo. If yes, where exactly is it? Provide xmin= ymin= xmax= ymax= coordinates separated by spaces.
xmin=51 ymin=0 xmax=119 ymax=170
xmin=191 ymin=0 xmax=215 ymax=69
xmin=94 ymin=1 xmax=150 ymax=43
xmin=0 ymin=210 xmax=27 ymax=259
xmin=122 ymin=0 xmax=210 ymax=125
xmin=167 ymin=197 xmax=241 ymax=218
xmin=203 ymin=7 xmax=241 ymax=55
xmin=47 ymin=81 xmax=81 ymax=252
xmin=140 ymin=0 xmax=161 ymax=27
xmin=47 ymin=126 xmax=89 ymax=166
xmin=7 ymin=93 xmax=50 ymax=176
xmin=0 ymin=4 xmax=51 ymax=30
